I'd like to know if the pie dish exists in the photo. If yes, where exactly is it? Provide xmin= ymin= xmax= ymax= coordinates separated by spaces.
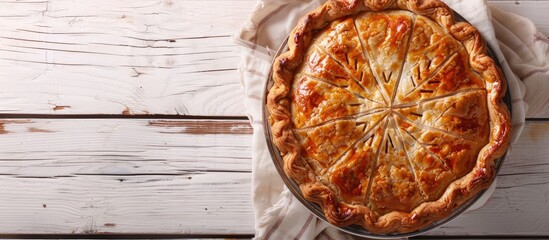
xmin=266 ymin=0 xmax=511 ymax=234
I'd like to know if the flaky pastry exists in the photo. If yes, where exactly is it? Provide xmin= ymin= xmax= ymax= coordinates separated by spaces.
xmin=267 ymin=0 xmax=511 ymax=233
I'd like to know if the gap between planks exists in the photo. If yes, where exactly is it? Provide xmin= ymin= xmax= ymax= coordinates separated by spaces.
xmin=0 ymin=113 xmax=544 ymax=120
xmin=0 ymin=113 xmax=250 ymax=120
xmin=0 ymin=117 xmax=546 ymax=235
xmin=0 ymin=233 xmax=255 ymax=239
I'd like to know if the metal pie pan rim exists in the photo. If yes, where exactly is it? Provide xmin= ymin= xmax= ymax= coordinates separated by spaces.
xmin=262 ymin=9 xmax=511 ymax=239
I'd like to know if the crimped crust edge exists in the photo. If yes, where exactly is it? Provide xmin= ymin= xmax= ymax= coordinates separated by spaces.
xmin=266 ymin=0 xmax=511 ymax=233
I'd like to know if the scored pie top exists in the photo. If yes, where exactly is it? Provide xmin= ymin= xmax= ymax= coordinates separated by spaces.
xmin=267 ymin=0 xmax=511 ymax=234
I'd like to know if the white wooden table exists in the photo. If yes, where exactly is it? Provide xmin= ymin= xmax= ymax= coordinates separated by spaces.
xmin=0 ymin=0 xmax=547 ymax=238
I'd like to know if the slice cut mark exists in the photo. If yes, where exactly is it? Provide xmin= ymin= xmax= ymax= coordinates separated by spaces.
xmin=353 ymin=18 xmax=390 ymax=106
xmin=389 ymin=14 xmax=416 ymax=105
xmin=399 ymin=49 xmax=461 ymax=100
xmin=354 ymin=10 xmax=414 ymax=105
xmin=290 ymin=75 xmax=365 ymax=129
xmin=353 ymin=16 xmax=390 ymax=105
xmin=365 ymin=115 xmax=423 ymax=213
xmin=312 ymin=18 xmax=387 ymax=106
xmin=394 ymin=116 xmax=450 ymax=172
xmin=392 ymin=110 xmax=477 ymax=142
xmin=363 ymin=118 xmax=389 ymax=208
xmin=326 ymin=145 xmax=375 ymax=204
xmin=394 ymin=113 xmax=457 ymax=201
xmin=396 ymin=46 xmax=464 ymax=104
xmin=316 ymin=18 xmax=369 ymax=79
xmin=322 ymin=114 xmax=388 ymax=204
xmin=393 ymin=89 xmax=489 ymax=141
xmin=356 ymin=69 xmax=386 ymax=105
xmin=355 ymin=61 xmax=389 ymax=106
xmin=397 ymin=48 xmax=486 ymax=104
xmin=392 ymin=88 xmax=486 ymax=109
xmin=297 ymin=72 xmax=383 ymax=106
xmin=393 ymin=115 xmax=481 ymax=199
xmin=296 ymin=45 xmax=381 ymax=104
xmin=323 ymin=111 xmax=389 ymax=168
xmin=432 ymin=102 xmax=456 ymax=124
xmin=295 ymin=119 xmax=367 ymax=175
xmin=394 ymin=15 xmax=464 ymax=105
xmin=389 ymin=115 xmax=427 ymax=200
xmin=313 ymin=44 xmax=386 ymax=106
xmin=296 ymin=107 xmax=386 ymax=131
xmin=295 ymin=111 xmax=388 ymax=175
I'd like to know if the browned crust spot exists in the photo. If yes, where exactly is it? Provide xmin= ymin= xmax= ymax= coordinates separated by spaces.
xmin=267 ymin=0 xmax=511 ymax=234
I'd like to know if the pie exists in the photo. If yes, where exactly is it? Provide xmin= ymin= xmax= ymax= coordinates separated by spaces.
xmin=267 ymin=0 xmax=511 ymax=234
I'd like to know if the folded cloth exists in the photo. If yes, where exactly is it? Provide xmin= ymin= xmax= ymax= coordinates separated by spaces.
xmin=489 ymin=7 xmax=549 ymax=117
xmin=235 ymin=0 xmax=548 ymax=238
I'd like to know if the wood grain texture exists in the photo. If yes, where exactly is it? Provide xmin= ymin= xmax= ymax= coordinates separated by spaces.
xmin=0 ymin=0 xmax=547 ymax=237
xmin=0 ymin=119 xmax=252 ymax=176
xmin=0 ymin=0 xmax=253 ymax=116
xmin=0 ymin=119 xmax=546 ymax=235
xmin=0 ymin=118 xmax=254 ymax=234
xmin=0 ymin=0 xmax=546 ymax=116
xmin=0 ymin=174 xmax=253 ymax=234
xmin=429 ymin=121 xmax=549 ymax=236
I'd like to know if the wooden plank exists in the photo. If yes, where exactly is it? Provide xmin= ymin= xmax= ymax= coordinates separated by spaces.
xmin=428 ymin=121 xmax=549 ymax=236
xmin=0 ymin=119 xmax=252 ymax=175
xmin=0 ymin=119 xmax=546 ymax=235
xmin=0 ymin=174 xmax=254 ymax=234
xmin=0 ymin=0 xmax=546 ymax=117
xmin=0 ymin=0 xmax=253 ymax=116
xmin=0 ymin=118 xmax=254 ymax=234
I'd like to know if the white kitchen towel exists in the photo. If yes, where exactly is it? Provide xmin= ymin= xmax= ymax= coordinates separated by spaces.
xmin=235 ymin=0 xmax=548 ymax=239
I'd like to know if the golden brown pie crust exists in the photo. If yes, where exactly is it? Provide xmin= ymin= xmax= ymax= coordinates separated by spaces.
xmin=267 ymin=0 xmax=511 ymax=234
